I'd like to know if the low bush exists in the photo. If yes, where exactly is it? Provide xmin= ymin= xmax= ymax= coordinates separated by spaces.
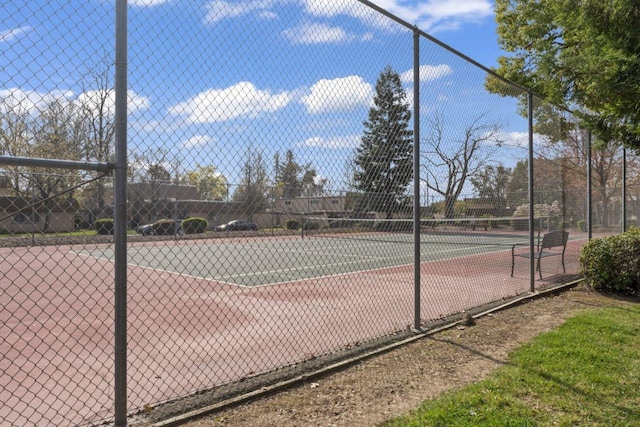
xmin=577 ymin=220 xmax=587 ymax=232
xmin=94 ymin=218 xmax=114 ymax=235
xmin=74 ymin=215 xmax=91 ymax=230
xmin=302 ymin=221 xmax=321 ymax=230
xmin=580 ymin=227 xmax=640 ymax=293
xmin=328 ymin=219 xmax=354 ymax=229
xmin=480 ymin=214 xmax=498 ymax=229
xmin=181 ymin=217 xmax=208 ymax=234
xmin=151 ymin=219 xmax=178 ymax=236
xmin=286 ymin=220 xmax=300 ymax=230
xmin=510 ymin=216 xmax=529 ymax=231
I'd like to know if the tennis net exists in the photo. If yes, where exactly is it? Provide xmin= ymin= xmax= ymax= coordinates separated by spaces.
xmin=301 ymin=216 xmax=550 ymax=246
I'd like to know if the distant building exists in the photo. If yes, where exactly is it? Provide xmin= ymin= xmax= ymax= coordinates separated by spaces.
xmin=463 ymin=197 xmax=510 ymax=218
xmin=0 ymin=197 xmax=79 ymax=233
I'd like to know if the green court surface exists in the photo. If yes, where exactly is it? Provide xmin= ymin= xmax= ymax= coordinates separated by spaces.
xmin=76 ymin=232 xmax=530 ymax=287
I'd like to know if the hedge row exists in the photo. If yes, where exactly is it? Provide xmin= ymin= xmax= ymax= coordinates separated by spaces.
xmin=580 ymin=227 xmax=640 ymax=293
xmin=181 ymin=217 xmax=208 ymax=234
xmin=94 ymin=217 xmax=209 ymax=235
xmin=94 ymin=218 xmax=114 ymax=235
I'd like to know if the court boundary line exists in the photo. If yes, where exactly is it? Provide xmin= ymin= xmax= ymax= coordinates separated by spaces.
xmin=70 ymin=241 xmax=523 ymax=289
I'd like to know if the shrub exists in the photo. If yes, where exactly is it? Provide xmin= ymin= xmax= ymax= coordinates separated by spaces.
xmin=151 ymin=219 xmax=178 ymax=236
xmin=286 ymin=220 xmax=300 ymax=230
xmin=580 ymin=227 xmax=640 ymax=293
xmin=94 ymin=218 xmax=114 ymax=235
xmin=511 ymin=202 xmax=561 ymax=230
xmin=329 ymin=219 xmax=354 ymax=229
xmin=303 ymin=221 xmax=321 ymax=230
xmin=577 ymin=220 xmax=587 ymax=232
xmin=74 ymin=215 xmax=91 ymax=230
xmin=181 ymin=217 xmax=208 ymax=234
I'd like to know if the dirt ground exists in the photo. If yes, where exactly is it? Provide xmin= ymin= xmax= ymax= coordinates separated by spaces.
xmin=150 ymin=284 xmax=635 ymax=427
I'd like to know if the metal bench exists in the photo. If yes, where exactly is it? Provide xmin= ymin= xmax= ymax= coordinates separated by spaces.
xmin=511 ymin=230 xmax=569 ymax=280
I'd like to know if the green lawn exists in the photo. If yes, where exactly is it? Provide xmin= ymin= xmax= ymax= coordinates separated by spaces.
xmin=382 ymin=304 xmax=640 ymax=427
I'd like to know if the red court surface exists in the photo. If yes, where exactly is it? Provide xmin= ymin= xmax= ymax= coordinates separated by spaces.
xmin=0 ymin=235 xmax=586 ymax=426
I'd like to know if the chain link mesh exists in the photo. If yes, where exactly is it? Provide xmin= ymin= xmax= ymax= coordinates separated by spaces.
xmin=1 ymin=1 xmax=635 ymax=425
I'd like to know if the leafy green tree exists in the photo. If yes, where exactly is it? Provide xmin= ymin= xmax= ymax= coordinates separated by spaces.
xmin=184 ymin=164 xmax=227 ymax=200
xmin=301 ymin=168 xmax=326 ymax=197
xmin=353 ymin=66 xmax=413 ymax=218
xmin=29 ymin=98 xmax=84 ymax=232
xmin=491 ymin=0 xmax=640 ymax=149
xmin=471 ymin=164 xmax=512 ymax=216
xmin=506 ymin=160 xmax=529 ymax=208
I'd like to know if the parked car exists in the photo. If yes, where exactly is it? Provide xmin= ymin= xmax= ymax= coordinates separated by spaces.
xmin=136 ymin=219 xmax=183 ymax=236
xmin=136 ymin=223 xmax=154 ymax=235
xmin=215 ymin=220 xmax=258 ymax=232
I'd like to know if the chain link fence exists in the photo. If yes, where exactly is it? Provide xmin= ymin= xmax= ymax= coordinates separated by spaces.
xmin=1 ymin=1 xmax=637 ymax=425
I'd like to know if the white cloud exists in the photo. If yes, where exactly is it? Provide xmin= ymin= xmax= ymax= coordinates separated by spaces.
xmin=75 ymin=89 xmax=150 ymax=115
xmin=302 ymin=134 xmax=361 ymax=149
xmin=495 ymin=131 xmax=549 ymax=149
xmin=302 ymin=0 xmax=389 ymax=29
xmin=0 ymin=26 xmax=32 ymax=43
xmin=400 ymin=64 xmax=453 ymax=83
xmin=413 ymin=0 xmax=494 ymax=33
xmin=203 ymin=0 xmax=281 ymax=24
xmin=0 ymin=87 xmax=148 ymax=120
xmin=181 ymin=135 xmax=216 ymax=149
xmin=0 ymin=88 xmax=73 ymax=113
xmin=302 ymin=0 xmax=493 ymax=33
xmin=301 ymin=76 xmax=372 ymax=114
xmin=416 ymin=0 xmax=493 ymax=21
xmin=258 ymin=11 xmax=278 ymax=20
xmin=283 ymin=22 xmax=352 ymax=45
xmin=169 ymin=82 xmax=293 ymax=123
xmin=128 ymin=0 xmax=171 ymax=6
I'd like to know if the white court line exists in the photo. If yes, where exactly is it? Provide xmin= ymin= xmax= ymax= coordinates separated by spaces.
xmin=71 ymin=250 xmax=243 ymax=287
xmin=71 ymin=241 xmax=513 ymax=288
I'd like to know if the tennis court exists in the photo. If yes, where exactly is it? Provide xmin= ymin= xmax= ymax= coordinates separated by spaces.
xmin=0 ymin=227 xmax=586 ymax=426
xmin=74 ymin=227 xmax=538 ymax=287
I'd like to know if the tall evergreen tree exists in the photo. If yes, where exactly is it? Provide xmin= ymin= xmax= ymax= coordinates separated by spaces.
xmin=353 ymin=66 xmax=413 ymax=218
xmin=233 ymin=148 xmax=268 ymax=221
xmin=280 ymin=149 xmax=302 ymax=198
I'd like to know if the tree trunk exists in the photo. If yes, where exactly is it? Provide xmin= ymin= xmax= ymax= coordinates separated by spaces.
xmin=444 ymin=195 xmax=456 ymax=219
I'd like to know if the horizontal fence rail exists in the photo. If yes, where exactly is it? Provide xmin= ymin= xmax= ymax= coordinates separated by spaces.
xmin=1 ymin=1 xmax=637 ymax=425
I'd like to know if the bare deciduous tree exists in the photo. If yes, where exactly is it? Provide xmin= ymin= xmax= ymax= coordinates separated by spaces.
xmin=421 ymin=112 xmax=504 ymax=219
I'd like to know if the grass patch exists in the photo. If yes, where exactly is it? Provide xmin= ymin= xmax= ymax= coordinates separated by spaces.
xmin=382 ymin=304 xmax=640 ymax=426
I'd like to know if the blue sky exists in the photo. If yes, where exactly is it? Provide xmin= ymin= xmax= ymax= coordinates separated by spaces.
xmin=1 ymin=1 xmax=532 ymax=196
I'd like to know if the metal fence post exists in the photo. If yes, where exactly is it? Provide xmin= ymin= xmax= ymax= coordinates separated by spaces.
xmin=587 ymin=130 xmax=592 ymax=240
xmin=527 ymin=93 xmax=535 ymax=292
xmin=622 ymin=147 xmax=627 ymax=232
xmin=114 ymin=0 xmax=128 ymax=425
xmin=412 ymin=27 xmax=421 ymax=331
